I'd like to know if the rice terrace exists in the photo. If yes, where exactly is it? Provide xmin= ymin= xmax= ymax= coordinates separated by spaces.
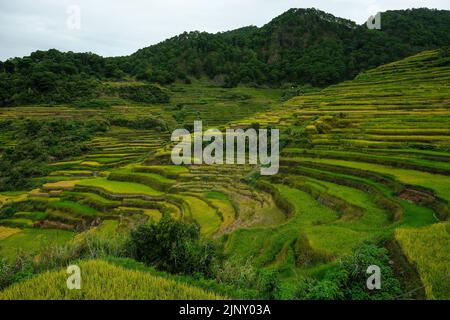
xmin=0 ymin=4 xmax=449 ymax=302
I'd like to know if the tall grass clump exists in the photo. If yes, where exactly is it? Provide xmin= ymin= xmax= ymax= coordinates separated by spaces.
xmin=0 ymin=260 xmax=225 ymax=300
xmin=126 ymin=216 xmax=216 ymax=276
xmin=395 ymin=223 xmax=450 ymax=299
xmin=0 ymin=221 xmax=128 ymax=290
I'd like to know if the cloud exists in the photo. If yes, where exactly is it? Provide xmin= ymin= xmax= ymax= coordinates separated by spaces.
xmin=0 ymin=0 xmax=449 ymax=61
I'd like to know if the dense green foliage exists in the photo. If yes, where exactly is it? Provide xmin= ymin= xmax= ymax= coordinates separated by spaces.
xmin=126 ymin=216 xmax=216 ymax=276
xmin=109 ymin=116 xmax=168 ymax=131
xmin=1 ymin=8 xmax=450 ymax=107
xmin=0 ymin=49 xmax=169 ymax=106
xmin=0 ymin=119 xmax=108 ymax=191
xmin=304 ymin=243 xmax=402 ymax=300
xmin=120 ymin=8 xmax=450 ymax=87
xmin=105 ymin=84 xmax=170 ymax=104
xmin=0 ymin=256 xmax=34 ymax=290
xmin=0 ymin=50 xmax=108 ymax=106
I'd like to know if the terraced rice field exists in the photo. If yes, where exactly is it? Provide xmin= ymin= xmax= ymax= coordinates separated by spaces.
xmin=0 ymin=50 xmax=449 ymax=299
xmin=0 ymin=260 xmax=225 ymax=300
xmin=0 ymin=83 xmax=282 ymax=259
xmin=0 ymin=228 xmax=74 ymax=260
xmin=220 ymin=49 xmax=449 ymax=297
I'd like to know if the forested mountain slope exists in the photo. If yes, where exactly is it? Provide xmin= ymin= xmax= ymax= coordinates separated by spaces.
xmin=120 ymin=8 xmax=450 ymax=86
xmin=1 ymin=8 xmax=450 ymax=106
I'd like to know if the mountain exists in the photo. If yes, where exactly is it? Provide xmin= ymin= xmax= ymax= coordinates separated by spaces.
xmin=1 ymin=8 xmax=450 ymax=106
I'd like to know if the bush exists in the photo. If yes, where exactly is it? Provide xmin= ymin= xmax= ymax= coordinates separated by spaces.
xmin=214 ymin=259 xmax=257 ymax=289
xmin=109 ymin=116 xmax=168 ymax=131
xmin=108 ymin=84 xmax=170 ymax=104
xmin=281 ymin=85 xmax=320 ymax=101
xmin=306 ymin=280 xmax=343 ymax=300
xmin=0 ymin=259 xmax=14 ymax=290
xmin=256 ymin=269 xmax=280 ymax=299
xmin=303 ymin=242 xmax=402 ymax=300
xmin=0 ymin=256 xmax=34 ymax=290
xmin=126 ymin=216 xmax=216 ymax=276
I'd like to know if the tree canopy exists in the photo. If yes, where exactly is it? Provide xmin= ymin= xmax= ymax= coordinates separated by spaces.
xmin=1 ymin=8 xmax=450 ymax=106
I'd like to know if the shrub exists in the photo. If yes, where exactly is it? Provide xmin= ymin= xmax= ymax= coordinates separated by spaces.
xmin=215 ymin=259 xmax=257 ymax=289
xmin=108 ymin=84 xmax=170 ymax=104
xmin=109 ymin=116 xmax=168 ymax=131
xmin=0 ymin=256 xmax=34 ymax=290
xmin=256 ymin=268 xmax=280 ymax=300
xmin=0 ymin=259 xmax=14 ymax=290
xmin=306 ymin=280 xmax=343 ymax=300
xmin=126 ymin=216 xmax=216 ymax=276
xmin=304 ymin=242 xmax=402 ymax=300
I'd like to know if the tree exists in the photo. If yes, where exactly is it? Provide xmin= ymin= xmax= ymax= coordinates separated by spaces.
xmin=126 ymin=216 xmax=216 ymax=276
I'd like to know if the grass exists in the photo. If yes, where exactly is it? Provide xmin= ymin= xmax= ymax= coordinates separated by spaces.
xmin=0 ymin=228 xmax=74 ymax=261
xmin=134 ymin=165 xmax=189 ymax=178
xmin=397 ymin=201 xmax=437 ymax=228
xmin=395 ymin=223 xmax=450 ymax=300
xmin=63 ymin=192 xmax=120 ymax=208
xmin=80 ymin=161 xmax=102 ymax=167
xmin=275 ymin=185 xmax=371 ymax=256
xmin=43 ymin=180 xmax=79 ymax=190
xmin=0 ymin=227 xmax=21 ymax=240
xmin=306 ymin=178 xmax=390 ymax=229
xmin=0 ymin=260 xmax=226 ymax=300
xmin=224 ymin=184 xmax=356 ymax=272
xmin=142 ymin=209 xmax=162 ymax=221
xmin=48 ymin=200 xmax=101 ymax=217
xmin=177 ymin=195 xmax=222 ymax=236
xmin=205 ymin=191 xmax=236 ymax=233
xmin=289 ymin=157 xmax=450 ymax=202
xmin=76 ymin=178 xmax=162 ymax=196
xmin=109 ymin=167 xmax=176 ymax=191
xmin=75 ymin=220 xmax=120 ymax=242
xmin=0 ymin=218 xmax=34 ymax=228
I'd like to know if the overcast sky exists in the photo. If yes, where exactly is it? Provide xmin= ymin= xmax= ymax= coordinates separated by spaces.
xmin=1 ymin=0 xmax=449 ymax=61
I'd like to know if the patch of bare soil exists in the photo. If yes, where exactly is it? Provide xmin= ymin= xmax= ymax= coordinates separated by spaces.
xmin=398 ymin=188 xmax=435 ymax=204
xmin=34 ymin=220 xmax=75 ymax=231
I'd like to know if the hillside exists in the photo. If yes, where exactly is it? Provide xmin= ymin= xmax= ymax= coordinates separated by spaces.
xmin=224 ymin=47 xmax=450 ymax=299
xmin=1 ymin=48 xmax=449 ymax=300
xmin=1 ymin=8 xmax=450 ymax=107
xmin=122 ymin=8 xmax=450 ymax=86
